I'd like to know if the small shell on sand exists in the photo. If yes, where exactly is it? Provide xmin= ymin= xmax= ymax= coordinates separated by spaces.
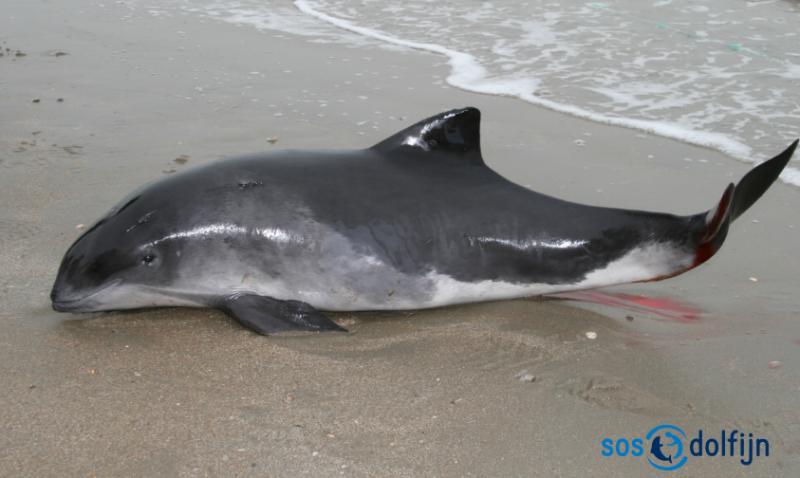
xmin=516 ymin=370 xmax=536 ymax=382
xmin=585 ymin=331 xmax=598 ymax=340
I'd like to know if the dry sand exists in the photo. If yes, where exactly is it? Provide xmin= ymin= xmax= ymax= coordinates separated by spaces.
xmin=1 ymin=1 xmax=798 ymax=476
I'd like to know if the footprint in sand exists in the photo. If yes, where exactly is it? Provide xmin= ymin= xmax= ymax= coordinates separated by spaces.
xmin=560 ymin=375 xmax=679 ymax=417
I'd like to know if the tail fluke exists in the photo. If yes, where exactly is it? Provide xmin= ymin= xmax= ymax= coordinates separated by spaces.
xmin=693 ymin=140 xmax=797 ymax=267
xmin=731 ymin=139 xmax=797 ymax=221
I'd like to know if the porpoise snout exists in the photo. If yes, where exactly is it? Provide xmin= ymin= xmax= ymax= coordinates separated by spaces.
xmin=50 ymin=284 xmax=77 ymax=312
xmin=50 ymin=267 xmax=90 ymax=312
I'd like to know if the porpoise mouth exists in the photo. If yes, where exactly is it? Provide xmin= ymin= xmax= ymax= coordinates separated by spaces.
xmin=51 ymin=279 xmax=122 ymax=312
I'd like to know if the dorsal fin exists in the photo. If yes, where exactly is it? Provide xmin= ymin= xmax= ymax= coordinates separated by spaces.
xmin=371 ymin=107 xmax=484 ymax=165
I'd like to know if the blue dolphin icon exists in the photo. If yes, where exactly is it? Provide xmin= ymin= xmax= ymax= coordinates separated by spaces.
xmin=646 ymin=425 xmax=687 ymax=471
xmin=650 ymin=436 xmax=673 ymax=463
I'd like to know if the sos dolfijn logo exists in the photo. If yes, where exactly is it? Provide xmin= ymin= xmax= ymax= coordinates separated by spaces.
xmin=601 ymin=424 xmax=770 ymax=470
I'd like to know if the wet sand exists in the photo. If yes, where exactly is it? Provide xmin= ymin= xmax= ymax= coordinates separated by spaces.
xmin=1 ymin=1 xmax=798 ymax=476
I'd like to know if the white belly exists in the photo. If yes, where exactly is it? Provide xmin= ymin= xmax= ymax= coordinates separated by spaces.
xmin=238 ymin=242 xmax=692 ymax=311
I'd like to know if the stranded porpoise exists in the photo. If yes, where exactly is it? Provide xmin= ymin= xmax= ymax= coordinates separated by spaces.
xmin=51 ymin=108 xmax=797 ymax=335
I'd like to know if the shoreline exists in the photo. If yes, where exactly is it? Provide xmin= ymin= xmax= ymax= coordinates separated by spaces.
xmin=294 ymin=0 xmax=761 ymax=170
xmin=1 ymin=0 xmax=798 ymax=476
xmin=293 ymin=0 xmax=798 ymax=188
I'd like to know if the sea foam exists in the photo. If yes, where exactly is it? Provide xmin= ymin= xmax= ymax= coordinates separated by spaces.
xmin=136 ymin=0 xmax=800 ymax=187
xmin=294 ymin=0 xmax=800 ymax=187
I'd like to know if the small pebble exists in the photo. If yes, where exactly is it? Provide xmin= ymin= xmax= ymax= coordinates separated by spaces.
xmin=162 ymin=168 xmax=177 ymax=174
xmin=174 ymin=155 xmax=190 ymax=164
xmin=267 ymin=137 xmax=279 ymax=145
xmin=57 ymin=98 xmax=64 ymax=102
xmin=32 ymin=98 xmax=40 ymax=103
xmin=585 ymin=331 xmax=598 ymax=340
xmin=625 ymin=315 xmax=634 ymax=321
xmin=516 ymin=370 xmax=536 ymax=382
xmin=574 ymin=139 xmax=586 ymax=147
xmin=749 ymin=277 xmax=758 ymax=282
xmin=75 ymin=223 xmax=85 ymax=230
xmin=768 ymin=361 xmax=782 ymax=369
xmin=87 ymin=368 xmax=97 ymax=375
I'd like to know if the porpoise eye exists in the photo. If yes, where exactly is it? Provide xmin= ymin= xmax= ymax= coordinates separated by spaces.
xmin=141 ymin=254 xmax=156 ymax=265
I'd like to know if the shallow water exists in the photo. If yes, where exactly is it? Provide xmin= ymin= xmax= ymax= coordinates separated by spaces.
xmin=139 ymin=0 xmax=800 ymax=186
